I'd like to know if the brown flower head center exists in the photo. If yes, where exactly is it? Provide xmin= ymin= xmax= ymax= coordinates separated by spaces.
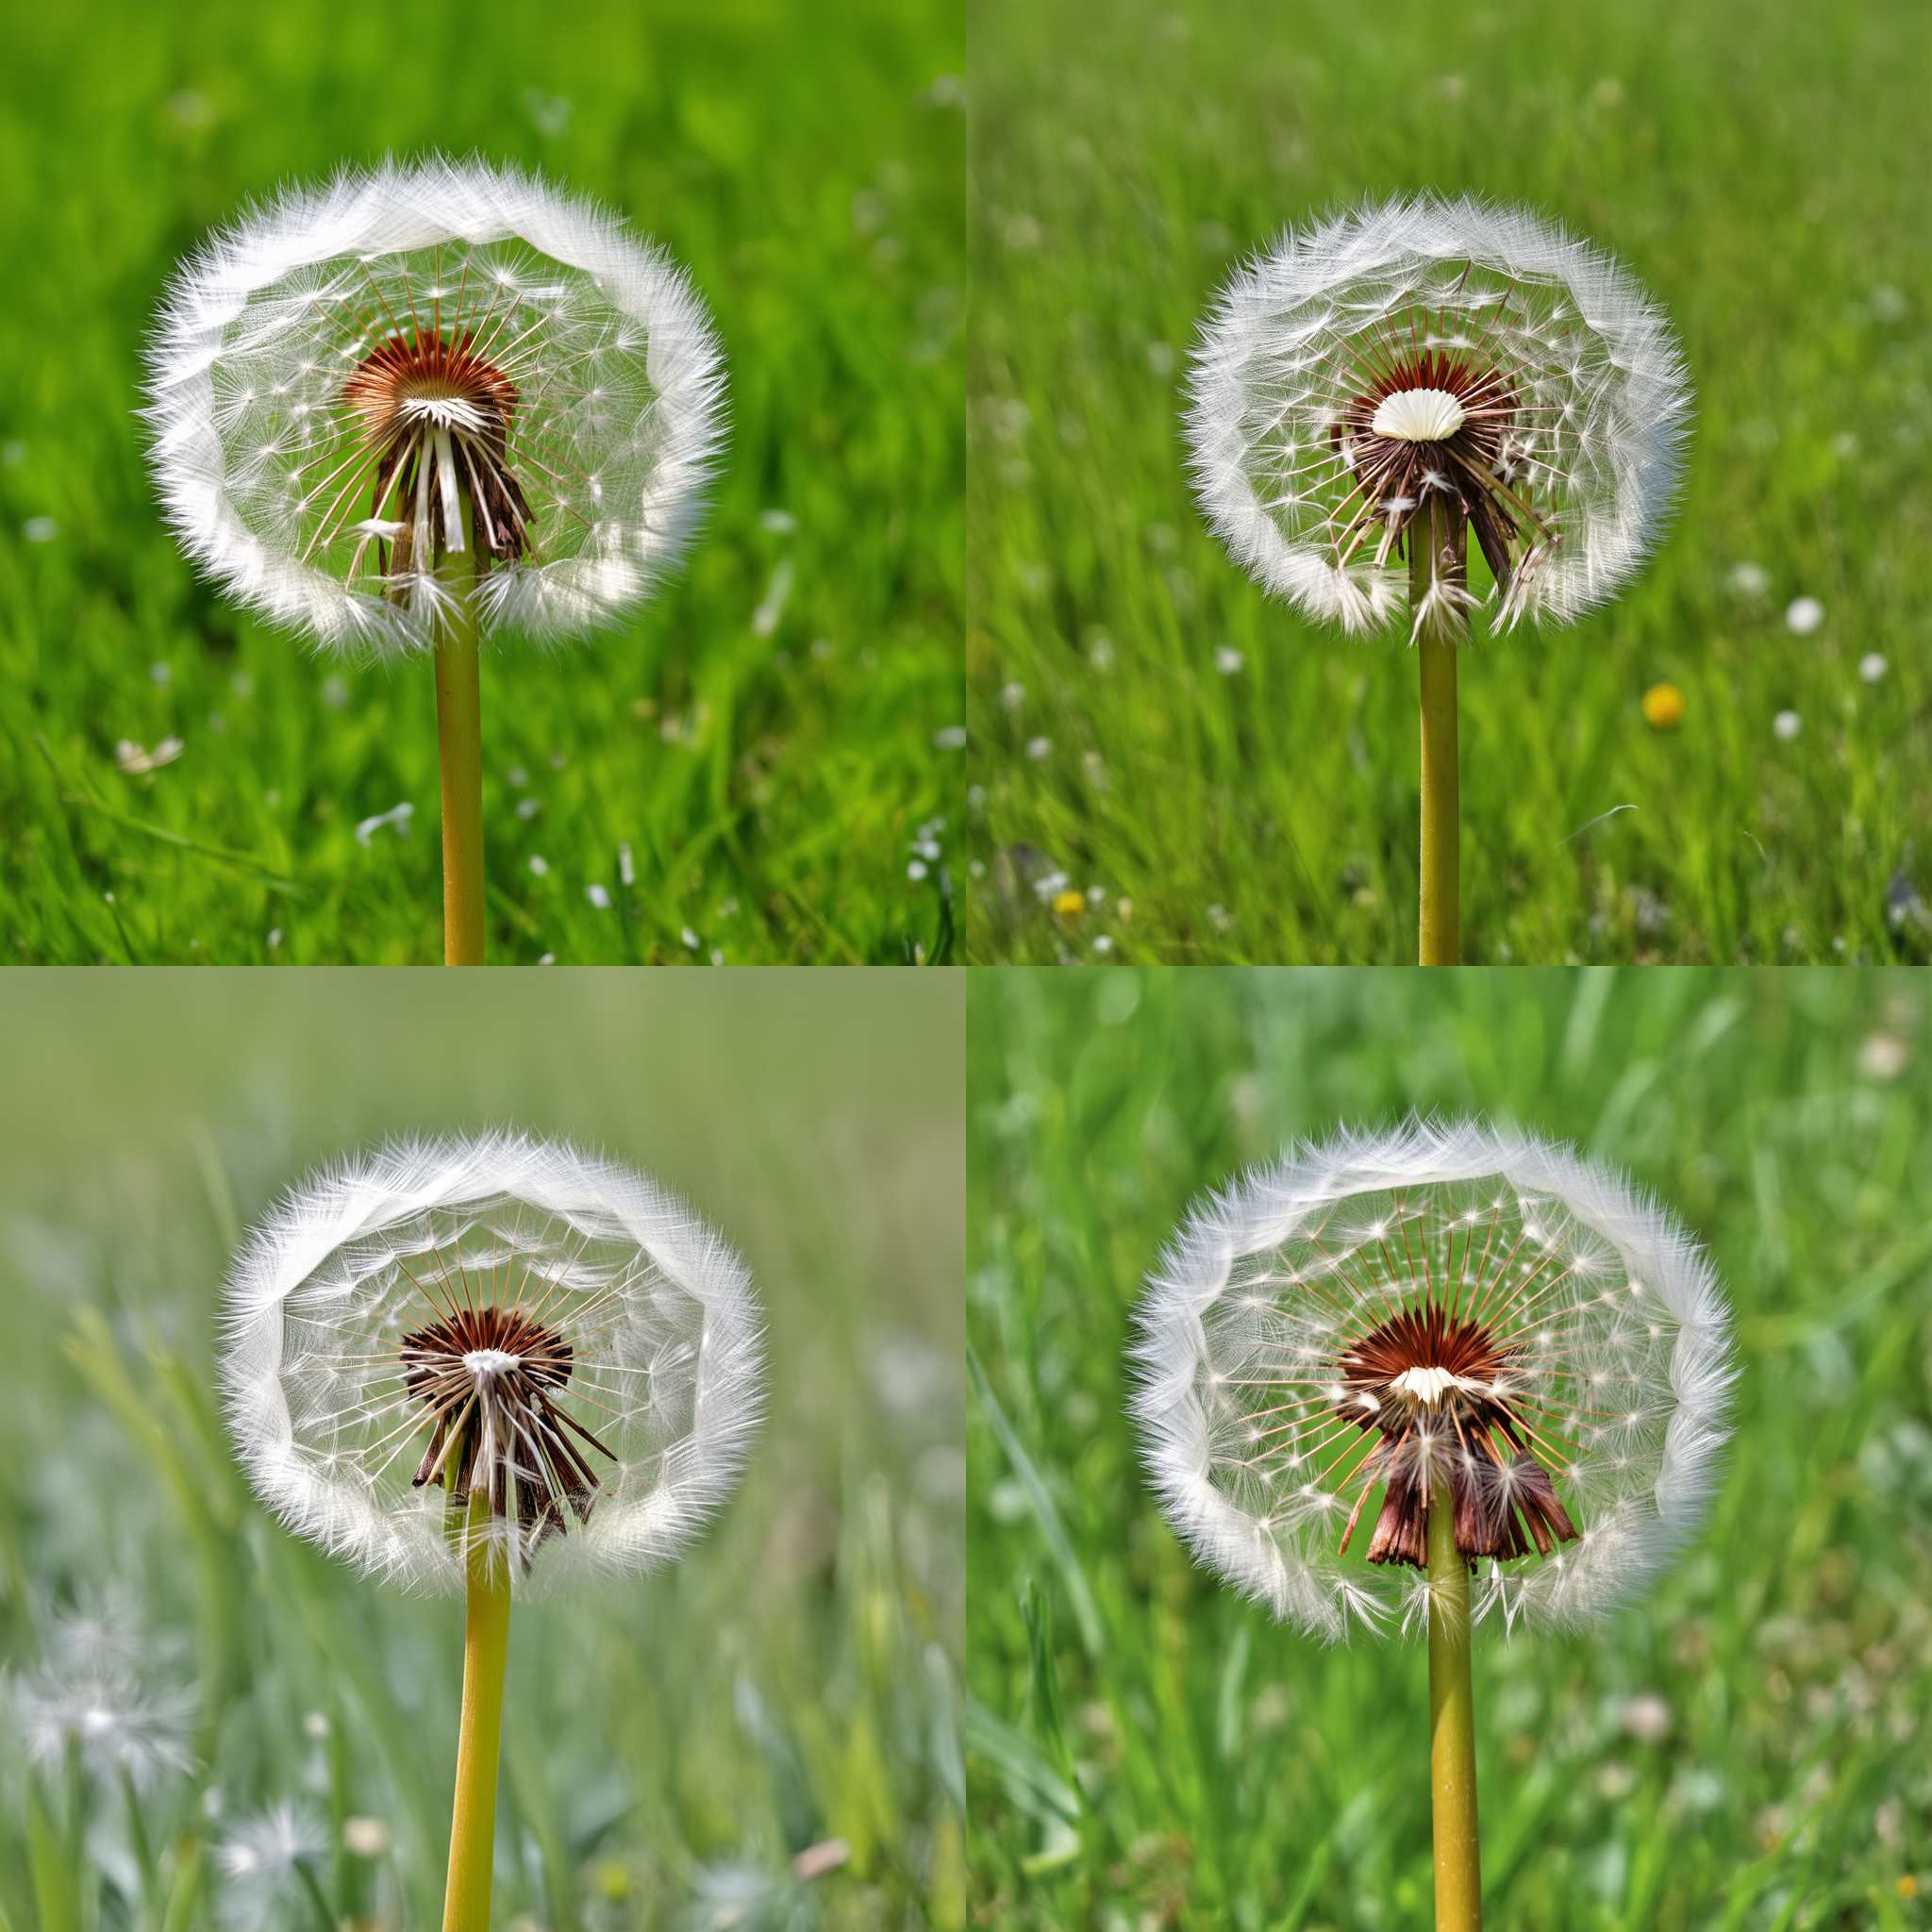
xmin=341 ymin=326 xmax=533 ymax=580
xmin=1331 ymin=348 xmax=1554 ymax=598
xmin=1331 ymin=1295 xmax=1580 ymax=1570
xmin=401 ymin=1300 xmax=613 ymax=1550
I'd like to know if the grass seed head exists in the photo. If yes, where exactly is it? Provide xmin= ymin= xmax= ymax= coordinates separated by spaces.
xmin=1184 ymin=195 xmax=1691 ymax=639
xmin=1129 ymin=1118 xmax=1735 ymax=1639
xmin=144 ymin=157 xmax=727 ymax=658
xmin=218 ymin=1131 xmax=765 ymax=1593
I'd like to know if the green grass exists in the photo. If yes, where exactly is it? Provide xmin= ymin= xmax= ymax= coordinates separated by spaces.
xmin=966 ymin=0 xmax=1932 ymax=964
xmin=967 ymin=967 xmax=1932 ymax=1927
xmin=0 ymin=969 xmax=965 ymax=1929
xmin=0 ymin=0 xmax=963 ymax=965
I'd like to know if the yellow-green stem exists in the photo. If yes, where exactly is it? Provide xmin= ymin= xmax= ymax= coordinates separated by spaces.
xmin=433 ymin=547 xmax=486 ymax=966
xmin=1413 ymin=495 xmax=1462 ymax=965
xmin=441 ymin=1501 xmax=511 ymax=1932
xmin=1427 ymin=1489 xmax=1482 ymax=1932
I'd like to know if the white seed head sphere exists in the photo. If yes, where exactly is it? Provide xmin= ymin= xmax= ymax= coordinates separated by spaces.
xmin=145 ymin=158 xmax=727 ymax=658
xmin=1185 ymin=195 xmax=1692 ymax=636
xmin=1129 ymin=1121 xmax=1735 ymax=1640
xmin=220 ymin=1133 xmax=764 ymax=1595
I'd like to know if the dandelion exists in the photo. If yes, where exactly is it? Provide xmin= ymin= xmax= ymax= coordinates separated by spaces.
xmin=216 ymin=1802 xmax=330 ymax=1929
xmin=13 ymin=1653 xmax=195 ymax=1794
xmin=220 ymin=1131 xmax=763 ymax=1931
xmin=1859 ymin=653 xmax=1889 ymax=684
xmin=1785 ymin=596 xmax=1824 ymax=635
xmin=144 ymin=158 xmax=726 ymax=964
xmin=1185 ymin=196 xmax=1691 ymax=963
xmin=1774 ymin=709 xmax=1802 ymax=741
xmin=1130 ymin=1119 xmax=1734 ymax=1931
xmin=8 ymin=1606 xmax=195 ymax=1922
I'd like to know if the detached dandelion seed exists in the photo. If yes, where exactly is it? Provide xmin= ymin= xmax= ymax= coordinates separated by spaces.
xmin=1185 ymin=197 xmax=1691 ymax=962
xmin=145 ymin=157 xmax=727 ymax=964
xmin=220 ymin=1132 xmax=764 ymax=1932
xmin=1130 ymin=1119 xmax=1734 ymax=1931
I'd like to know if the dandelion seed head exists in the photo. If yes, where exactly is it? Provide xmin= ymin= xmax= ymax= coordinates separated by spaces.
xmin=12 ymin=1625 xmax=195 ymax=1793
xmin=219 ymin=1131 xmax=764 ymax=1595
xmin=1184 ymin=195 xmax=1690 ymax=638
xmin=144 ymin=157 xmax=727 ymax=659
xmin=1128 ymin=1118 xmax=1735 ymax=1641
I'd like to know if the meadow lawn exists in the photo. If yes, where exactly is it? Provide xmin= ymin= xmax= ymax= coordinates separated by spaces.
xmin=967 ymin=0 xmax=1932 ymax=965
xmin=967 ymin=967 xmax=1932 ymax=1927
xmin=0 ymin=0 xmax=963 ymax=965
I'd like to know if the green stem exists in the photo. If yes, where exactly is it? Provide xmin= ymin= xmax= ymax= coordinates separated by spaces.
xmin=1426 ymin=1489 xmax=1482 ymax=1931
xmin=1412 ymin=494 xmax=1462 ymax=966
xmin=433 ymin=544 xmax=486 ymax=967
xmin=120 ymin=1765 xmax=157 ymax=1927
xmin=441 ymin=1497 xmax=511 ymax=1932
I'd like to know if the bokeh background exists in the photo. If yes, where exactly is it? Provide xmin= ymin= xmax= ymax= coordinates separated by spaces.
xmin=0 ymin=970 xmax=964 ymax=1929
xmin=968 ymin=0 xmax=1932 ymax=964
xmin=0 ymin=0 xmax=962 ymax=964
xmin=968 ymin=968 xmax=1931 ymax=1926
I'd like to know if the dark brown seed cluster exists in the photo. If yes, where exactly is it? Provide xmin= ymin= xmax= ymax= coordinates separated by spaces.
xmin=1331 ymin=347 xmax=1549 ymax=601
xmin=1331 ymin=1296 xmax=1580 ymax=1571
xmin=341 ymin=325 xmax=533 ymax=575
xmin=401 ymin=1300 xmax=613 ymax=1552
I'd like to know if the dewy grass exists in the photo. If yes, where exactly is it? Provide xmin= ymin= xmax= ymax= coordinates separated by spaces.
xmin=217 ymin=1132 xmax=765 ymax=1929
xmin=1129 ymin=1119 xmax=1736 ymax=1928
xmin=1184 ymin=196 xmax=1691 ymax=965
xmin=142 ymin=158 xmax=727 ymax=964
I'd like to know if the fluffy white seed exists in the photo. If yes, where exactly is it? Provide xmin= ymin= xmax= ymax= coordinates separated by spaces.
xmin=1127 ymin=1118 xmax=1736 ymax=1641
xmin=218 ymin=1131 xmax=764 ymax=1596
xmin=1184 ymin=194 xmax=1692 ymax=636
xmin=144 ymin=157 xmax=727 ymax=658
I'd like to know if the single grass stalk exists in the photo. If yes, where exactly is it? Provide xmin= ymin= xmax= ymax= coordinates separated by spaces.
xmin=1413 ymin=496 xmax=1462 ymax=966
xmin=442 ymin=1492 xmax=512 ymax=1932
xmin=1427 ymin=1488 xmax=1482 ymax=1931
xmin=432 ymin=541 xmax=487 ymax=967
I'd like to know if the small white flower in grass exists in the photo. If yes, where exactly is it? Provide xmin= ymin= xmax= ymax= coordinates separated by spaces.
xmin=1727 ymin=561 xmax=1769 ymax=597
xmin=1214 ymin=645 xmax=1245 ymax=675
xmin=144 ymin=156 xmax=726 ymax=658
xmin=1858 ymin=654 xmax=1888 ymax=684
xmin=24 ymin=516 xmax=58 ymax=542
xmin=1785 ymin=597 xmax=1824 ymax=636
xmin=219 ymin=1132 xmax=764 ymax=1593
xmin=1774 ymin=710 xmax=1802 ymax=741
xmin=343 ymin=1815 xmax=392 ymax=1857
xmin=355 ymin=800 xmax=414 ymax=844
xmin=1186 ymin=195 xmax=1690 ymax=639
xmin=1129 ymin=1118 xmax=1735 ymax=1640
xmin=586 ymin=883 xmax=610 ymax=909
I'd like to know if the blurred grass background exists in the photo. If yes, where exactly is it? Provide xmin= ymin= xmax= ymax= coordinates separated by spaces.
xmin=967 ymin=0 xmax=1932 ymax=964
xmin=0 ymin=969 xmax=964 ymax=1929
xmin=967 ymin=967 xmax=1932 ymax=1927
xmin=0 ymin=0 xmax=962 ymax=965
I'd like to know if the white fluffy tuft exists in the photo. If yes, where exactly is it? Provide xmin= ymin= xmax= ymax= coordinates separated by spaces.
xmin=1184 ymin=194 xmax=1692 ymax=638
xmin=1127 ymin=1117 xmax=1736 ymax=1642
xmin=218 ymin=1130 xmax=764 ymax=1597
xmin=143 ymin=156 xmax=727 ymax=659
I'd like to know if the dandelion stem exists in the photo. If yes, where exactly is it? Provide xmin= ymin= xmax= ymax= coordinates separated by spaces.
xmin=433 ymin=541 xmax=487 ymax=966
xmin=1426 ymin=1487 xmax=1482 ymax=1931
xmin=1413 ymin=495 xmax=1462 ymax=965
xmin=441 ymin=1495 xmax=511 ymax=1932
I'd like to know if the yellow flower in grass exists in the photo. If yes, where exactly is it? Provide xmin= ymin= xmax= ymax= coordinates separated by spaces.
xmin=1641 ymin=682 xmax=1685 ymax=730
xmin=1053 ymin=890 xmax=1085 ymax=920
